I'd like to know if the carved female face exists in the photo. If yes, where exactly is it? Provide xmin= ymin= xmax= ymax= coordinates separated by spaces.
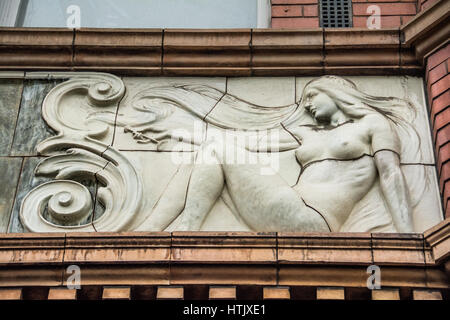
xmin=304 ymin=88 xmax=339 ymax=123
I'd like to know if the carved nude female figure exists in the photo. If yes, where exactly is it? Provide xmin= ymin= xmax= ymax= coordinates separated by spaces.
xmin=137 ymin=76 xmax=419 ymax=233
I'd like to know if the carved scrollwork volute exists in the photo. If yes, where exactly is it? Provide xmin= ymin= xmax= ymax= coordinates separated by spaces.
xmin=37 ymin=72 xmax=126 ymax=154
xmin=19 ymin=73 xmax=143 ymax=232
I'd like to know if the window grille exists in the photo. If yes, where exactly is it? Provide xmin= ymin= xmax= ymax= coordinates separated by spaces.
xmin=319 ymin=0 xmax=352 ymax=28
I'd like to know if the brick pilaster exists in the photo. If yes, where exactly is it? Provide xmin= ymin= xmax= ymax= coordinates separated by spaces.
xmin=426 ymin=44 xmax=450 ymax=218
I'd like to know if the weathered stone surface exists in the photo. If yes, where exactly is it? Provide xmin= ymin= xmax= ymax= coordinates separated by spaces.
xmin=8 ymin=157 xmax=48 ymax=233
xmin=0 ymin=157 xmax=22 ymax=233
xmin=10 ymin=80 xmax=62 ymax=156
xmin=226 ymin=77 xmax=296 ymax=107
xmin=63 ymin=233 xmax=171 ymax=263
xmin=0 ymin=233 xmax=65 ymax=265
xmin=0 ymin=79 xmax=23 ymax=156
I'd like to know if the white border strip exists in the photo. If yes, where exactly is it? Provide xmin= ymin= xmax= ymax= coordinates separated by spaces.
xmin=0 ymin=0 xmax=22 ymax=27
xmin=257 ymin=0 xmax=271 ymax=28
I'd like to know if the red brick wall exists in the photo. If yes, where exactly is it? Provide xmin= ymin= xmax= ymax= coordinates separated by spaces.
xmin=272 ymin=0 xmax=320 ymax=28
xmin=271 ymin=0 xmax=418 ymax=29
xmin=352 ymin=0 xmax=417 ymax=27
xmin=427 ymin=44 xmax=450 ymax=218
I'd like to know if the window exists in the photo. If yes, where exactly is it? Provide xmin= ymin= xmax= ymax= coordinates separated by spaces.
xmin=319 ymin=0 xmax=352 ymax=28
xmin=0 ymin=0 xmax=271 ymax=29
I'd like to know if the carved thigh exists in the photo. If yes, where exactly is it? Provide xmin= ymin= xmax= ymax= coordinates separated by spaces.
xmin=222 ymin=163 xmax=329 ymax=232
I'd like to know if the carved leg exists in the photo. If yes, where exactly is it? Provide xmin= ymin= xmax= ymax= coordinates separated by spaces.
xmin=153 ymin=141 xmax=329 ymax=232
xmin=135 ymin=164 xmax=193 ymax=231
xmin=222 ymin=162 xmax=329 ymax=232
xmin=171 ymin=143 xmax=225 ymax=231
xmin=216 ymin=143 xmax=329 ymax=232
xmin=136 ymin=141 xmax=224 ymax=231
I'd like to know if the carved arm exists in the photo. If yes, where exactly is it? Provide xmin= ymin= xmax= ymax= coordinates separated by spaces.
xmin=374 ymin=150 xmax=414 ymax=233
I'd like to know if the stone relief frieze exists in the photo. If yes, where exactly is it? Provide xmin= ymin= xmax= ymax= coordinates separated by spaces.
xmin=18 ymin=73 xmax=443 ymax=233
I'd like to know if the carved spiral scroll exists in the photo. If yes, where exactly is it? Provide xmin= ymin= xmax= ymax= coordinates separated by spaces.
xmin=38 ymin=72 xmax=126 ymax=147
xmin=20 ymin=181 xmax=94 ymax=232
xmin=19 ymin=72 xmax=142 ymax=232
xmin=20 ymin=146 xmax=143 ymax=232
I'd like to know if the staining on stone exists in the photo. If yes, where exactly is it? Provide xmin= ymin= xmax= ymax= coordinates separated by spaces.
xmin=0 ymin=157 xmax=22 ymax=232
xmin=10 ymin=80 xmax=63 ymax=156
xmin=0 ymin=79 xmax=23 ymax=156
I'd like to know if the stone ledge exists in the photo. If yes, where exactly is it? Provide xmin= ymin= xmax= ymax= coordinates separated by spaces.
xmin=0 ymin=233 xmax=66 ymax=265
xmin=74 ymin=29 xmax=162 ymax=75
xmin=402 ymin=0 xmax=449 ymax=46
xmin=424 ymin=218 xmax=450 ymax=264
xmin=163 ymin=29 xmax=251 ymax=50
xmin=0 ymin=224 xmax=448 ymax=266
xmin=278 ymin=232 xmax=372 ymax=265
xmin=324 ymin=29 xmax=399 ymax=48
xmin=252 ymin=29 xmax=322 ymax=49
xmin=0 ymin=28 xmax=74 ymax=47
xmin=63 ymin=232 xmax=172 ymax=264
xmin=1 ymin=0 xmax=448 ymax=76
xmin=2 ymin=24 xmax=445 ymax=75
xmin=0 ymin=220 xmax=448 ymax=288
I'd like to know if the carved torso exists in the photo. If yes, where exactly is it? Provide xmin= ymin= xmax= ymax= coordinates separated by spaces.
xmin=292 ymin=118 xmax=372 ymax=167
xmin=291 ymin=118 xmax=379 ymax=231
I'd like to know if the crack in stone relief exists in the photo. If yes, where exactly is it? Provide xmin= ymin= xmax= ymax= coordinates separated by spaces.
xmin=15 ymin=73 xmax=444 ymax=233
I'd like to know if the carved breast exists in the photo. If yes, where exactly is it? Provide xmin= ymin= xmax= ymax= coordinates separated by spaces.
xmin=295 ymin=121 xmax=370 ymax=166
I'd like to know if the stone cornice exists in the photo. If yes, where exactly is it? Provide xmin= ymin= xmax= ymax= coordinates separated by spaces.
xmin=0 ymin=1 xmax=448 ymax=76
xmin=0 ymin=6 xmax=442 ymax=77
xmin=402 ymin=0 xmax=450 ymax=63
xmin=424 ymin=218 xmax=450 ymax=264
xmin=0 ymin=219 xmax=448 ymax=288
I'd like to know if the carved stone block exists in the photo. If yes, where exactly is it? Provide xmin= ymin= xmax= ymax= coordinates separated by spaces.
xmin=5 ymin=73 xmax=442 ymax=234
